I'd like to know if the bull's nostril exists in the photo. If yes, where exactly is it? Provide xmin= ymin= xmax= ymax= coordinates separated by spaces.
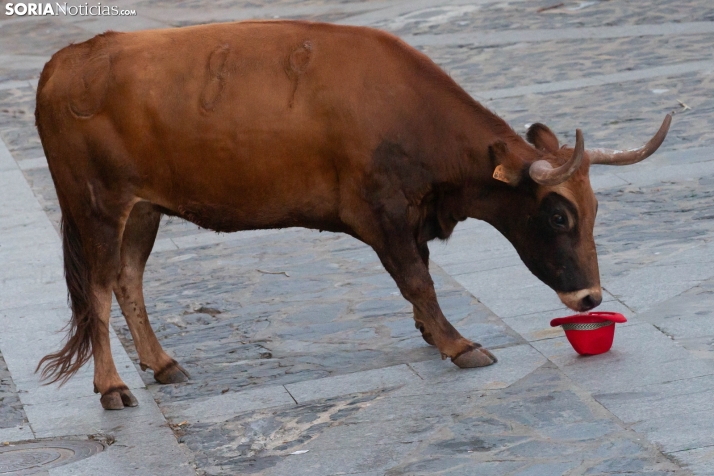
xmin=581 ymin=293 xmax=602 ymax=311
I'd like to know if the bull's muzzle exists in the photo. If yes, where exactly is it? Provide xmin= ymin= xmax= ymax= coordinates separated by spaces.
xmin=557 ymin=287 xmax=602 ymax=312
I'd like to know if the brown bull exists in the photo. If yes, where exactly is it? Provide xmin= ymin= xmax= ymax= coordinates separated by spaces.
xmin=34 ymin=20 xmax=670 ymax=409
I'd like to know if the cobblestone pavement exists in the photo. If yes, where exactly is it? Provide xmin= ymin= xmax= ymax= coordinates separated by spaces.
xmin=1 ymin=0 xmax=714 ymax=475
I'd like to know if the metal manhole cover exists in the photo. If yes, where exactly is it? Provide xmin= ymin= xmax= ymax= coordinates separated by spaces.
xmin=0 ymin=440 xmax=104 ymax=475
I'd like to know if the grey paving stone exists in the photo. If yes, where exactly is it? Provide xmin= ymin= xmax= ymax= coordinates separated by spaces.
xmin=0 ymin=139 xmax=16 ymax=171
xmin=606 ymin=241 xmax=714 ymax=313
xmin=634 ymin=279 xmax=714 ymax=360
xmin=398 ymin=344 xmax=547 ymax=396
xmin=0 ymin=79 xmax=34 ymax=91
xmin=595 ymin=374 xmax=714 ymax=424
xmin=632 ymin=411 xmax=714 ymax=454
xmin=25 ymin=388 xmax=166 ymax=439
xmin=17 ymin=156 xmax=47 ymax=170
xmin=0 ymin=425 xmax=33 ymax=443
xmin=590 ymin=172 xmax=631 ymax=191
xmin=163 ymin=385 xmax=296 ymax=424
xmin=170 ymin=227 xmax=290 ymax=250
xmin=285 ymin=364 xmax=419 ymax=403
xmin=511 ymin=461 xmax=581 ymax=476
xmin=670 ymin=446 xmax=714 ymax=476
xmin=594 ymin=376 xmax=714 ymax=453
xmin=614 ymin=160 xmax=714 ymax=189
xmin=477 ymin=60 xmax=714 ymax=99
xmin=262 ymin=442 xmax=423 ymax=476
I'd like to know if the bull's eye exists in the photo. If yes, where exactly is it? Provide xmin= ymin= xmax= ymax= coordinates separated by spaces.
xmin=550 ymin=212 xmax=568 ymax=230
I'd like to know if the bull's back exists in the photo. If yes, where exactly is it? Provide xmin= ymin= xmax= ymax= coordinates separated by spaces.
xmin=36 ymin=21 xmax=444 ymax=232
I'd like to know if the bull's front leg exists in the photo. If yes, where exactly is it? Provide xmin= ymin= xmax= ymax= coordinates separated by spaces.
xmin=389 ymin=252 xmax=496 ymax=367
xmin=356 ymin=215 xmax=497 ymax=368
xmin=413 ymin=243 xmax=436 ymax=346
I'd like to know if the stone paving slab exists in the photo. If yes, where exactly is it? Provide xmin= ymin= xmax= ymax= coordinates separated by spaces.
xmin=0 ymin=425 xmax=34 ymax=444
xmin=595 ymin=374 xmax=714 ymax=426
xmin=25 ymin=389 xmax=167 ymax=439
xmin=164 ymin=385 xmax=297 ymax=424
xmin=285 ymin=364 xmax=418 ymax=403
xmin=635 ymin=277 xmax=714 ymax=361
xmin=605 ymin=241 xmax=714 ymax=313
xmin=672 ymin=448 xmax=714 ymax=476
xmin=394 ymin=344 xmax=547 ymax=396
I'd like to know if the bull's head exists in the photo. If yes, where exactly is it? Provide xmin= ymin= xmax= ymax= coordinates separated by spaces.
xmin=486 ymin=115 xmax=671 ymax=312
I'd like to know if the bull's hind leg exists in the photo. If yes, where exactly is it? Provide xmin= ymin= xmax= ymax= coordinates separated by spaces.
xmin=43 ymin=188 xmax=139 ymax=409
xmin=114 ymin=202 xmax=189 ymax=384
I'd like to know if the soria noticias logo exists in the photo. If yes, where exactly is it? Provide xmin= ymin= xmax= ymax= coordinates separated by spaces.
xmin=5 ymin=3 xmax=137 ymax=16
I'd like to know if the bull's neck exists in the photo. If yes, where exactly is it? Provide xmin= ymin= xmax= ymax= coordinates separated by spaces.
xmin=442 ymin=104 xmax=535 ymax=227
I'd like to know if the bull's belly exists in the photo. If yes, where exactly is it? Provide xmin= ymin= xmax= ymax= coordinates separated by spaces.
xmin=162 ymin=196 xmax=345 ymax=235
xmin=144 ymin=167 xmax=345 ymax=235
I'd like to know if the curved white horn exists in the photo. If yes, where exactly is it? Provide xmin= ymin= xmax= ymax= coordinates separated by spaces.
xmin=529 ymin=129 xmax=584 ymax=186
xmin=589 ymin=114 xmax=671 ymax=165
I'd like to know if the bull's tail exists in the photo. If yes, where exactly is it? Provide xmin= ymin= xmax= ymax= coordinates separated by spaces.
xmin=36 ymin=212 xmax=99 ymax=385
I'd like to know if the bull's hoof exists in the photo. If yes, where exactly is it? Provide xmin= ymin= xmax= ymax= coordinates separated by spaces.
xmin=154 ymin=360 xmax=190 ymax=384
xmin=100 ymin=387 xmax=138 ymax=410
xmin=452 ymin=348 xmax=498 ymax=368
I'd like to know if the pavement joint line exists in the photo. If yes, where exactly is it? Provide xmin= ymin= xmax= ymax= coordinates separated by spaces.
xmin=402 ymin=21 xmax=714 ymax=47
xmin=600 ymin=287 xmax=636 ymax=314
xmin=283 ymin=385 xmax=299 ymax=405
xmin=669 ymin=444 xmax=714 ymax=454
xmin=406 ymin=362 xmax=425 ymax=380
xmin=473 ymin=60 xmax=714 ymax=99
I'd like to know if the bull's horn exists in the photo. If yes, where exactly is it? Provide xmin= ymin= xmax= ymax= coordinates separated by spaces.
xmin=529 ymin=129 xmax=584 ymax=186
xmin=589 ymin=114 xmax=672 ymax=166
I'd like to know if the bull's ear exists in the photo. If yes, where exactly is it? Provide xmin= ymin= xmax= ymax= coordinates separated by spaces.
xmin=490 ymin=140 xmax=524 ymax=186
xmin=526 ymin=123 xmax=559 ymax=153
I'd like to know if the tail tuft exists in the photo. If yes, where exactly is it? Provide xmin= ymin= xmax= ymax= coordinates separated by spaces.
xmin=36 ymin=213 xmax=98 ymax=385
